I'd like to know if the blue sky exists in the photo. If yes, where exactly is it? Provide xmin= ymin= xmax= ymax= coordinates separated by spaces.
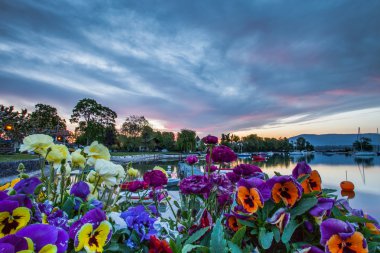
xmin=1 ymin=0 xmax=380 ymax=137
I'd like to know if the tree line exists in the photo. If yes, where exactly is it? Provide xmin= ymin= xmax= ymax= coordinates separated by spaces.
xmin=1 ymin=98 xmax=315 ymax=153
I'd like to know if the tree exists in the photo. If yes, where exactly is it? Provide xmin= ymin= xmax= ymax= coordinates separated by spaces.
xmin=70 ymin=98 xmax=117 ymax=145
xmin=121 ymin=116 xmax=149 ymax=137
xmin=177 ymin=129 xmax=196 ymax=152
xmin=140 ymin=125 xmax=154 ymax=151
xmin=353 ymin=137 xmax=373 ymax=151
xmin=296 ymin=137 xmax=306 ymax=151
xmin=161 ymin=132 xmax=175 ymax=151
xmin=29 ymin=104 xmax=66 ymax=134
xmin=0 ymin=105 xmax=31 ymax=145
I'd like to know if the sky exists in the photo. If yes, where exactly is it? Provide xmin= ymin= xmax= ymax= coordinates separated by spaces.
xmin=1 ymin=0 xmax=380 ymax=138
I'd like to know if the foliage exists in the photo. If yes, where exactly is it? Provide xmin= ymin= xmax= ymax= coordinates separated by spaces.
xmin=29 ymin=104 xmax=66 ymax=135
xmin=70 ymin=98 xmax=117 ymax=145
xmin=0 ymin=105 xmax=31 ymax=143
xmin=177 ymin=129 xmax=196 ymax=152
xmin=353 ymin=137 xmax=373 ymax=151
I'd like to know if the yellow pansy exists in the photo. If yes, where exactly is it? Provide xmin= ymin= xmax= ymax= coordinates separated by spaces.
xmin=84 ymin=141 xmax=110 ymax=166
xmin=46 ymin=144 xmax=71 ymax=169
xmin=75 ymin=221 xmax=112 ymax=253
xmin=71 ymin=149 xmax=86 ymax=168
xmin=0 ymin=207 xmax=31 ymax=238
xmin=19 ymin=134 xmax=53 ymax=156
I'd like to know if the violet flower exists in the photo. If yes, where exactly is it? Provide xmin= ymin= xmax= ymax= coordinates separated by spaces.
xmin=0 ymin=234 xmax=32 ymax=252
xmin=226 ymin=172 xmax=241 ymax=184
xmin=320 ymin=218 xmax=368 ymax=252
xmin=233 ymin=164 xmax=262 ymax=177
xmin=267 ymin=208 xmax=290 ymax=233
xmin=13 ymin=177 xmax=41 ymax=195
xmin=309 ymin=198 xmax=334 ymax=218
xmin=120 ymin=205 xmax=157 ymax=241
xmin=70 ymin=181 xmax=90 ymax=201
xmin=143 ymin=170 xmax=168 ymax=188
xmin=69 ymin=208 xmax=107 ymax=239
xmin=266 ymin=175 xmax=303 ymax=207
xmin=16 ymin=224 xmax=68 ymax=253
xmin=186 ymin=155 xmax=198 ymax=165
xmin=202 ymin=135 xmax=218 ymax=144
xmin=209 ymin=173 xmax=234 ymax=206
xmin=292 ymin=161 xmax=312 ymax=179
xmin=300 ymin=245 xmax=324 ymax=253
xmin=238 ymin=177 xmax=271 ymax=201
xmin=179 ymin=175 xmax=211 ymax=198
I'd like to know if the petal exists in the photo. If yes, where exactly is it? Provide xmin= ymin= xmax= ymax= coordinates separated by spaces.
xmin=55 ymin=228 xmax=68 ymax=253
xmin=320 ymin=218 xmax=354 ymax=246
xmin=325 ymin=234 xmax=343 ymax=253
xmin=0 ymin=201 xmax=19 ymax=213
xmin=0 ymin=242 xmax=14 ymax=253
xmin=74 ymin=223 xmax=93 ymax=251
xmin=0 ymin=234 xmax=31 ymax=251
xmin=38 ymin=244 xmax=58 ymax=253
xmin=16 ymin=224 xmax=58 ymax=252
xmin=346 ymin=232 xmax=368 ymax=252
xmin=12 ymin=207 xmax=31 ymax=230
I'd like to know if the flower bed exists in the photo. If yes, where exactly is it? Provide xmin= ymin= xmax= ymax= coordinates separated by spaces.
xmin=0 ymin=134 xmax=379 ymax=253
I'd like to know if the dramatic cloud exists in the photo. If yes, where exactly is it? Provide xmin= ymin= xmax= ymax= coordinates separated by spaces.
xmin=1 ymin=0 xmax=379 ymax=136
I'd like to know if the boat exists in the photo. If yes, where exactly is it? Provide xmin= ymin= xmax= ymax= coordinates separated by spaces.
xmin=237 ymin=153 xmax=251 ymax=158
xmin=252 ymin=154 xmax=266 ymax=162
xmin=288 ymin=151 xmax=304 ymax=156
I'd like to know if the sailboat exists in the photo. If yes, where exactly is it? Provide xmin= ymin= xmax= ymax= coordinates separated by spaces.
xmin=353 ymin=127 xmax=376 ymax=157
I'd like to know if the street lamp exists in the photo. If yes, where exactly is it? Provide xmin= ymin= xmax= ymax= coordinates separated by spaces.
xmin=4 ymin=124 xmax=13 ymax=131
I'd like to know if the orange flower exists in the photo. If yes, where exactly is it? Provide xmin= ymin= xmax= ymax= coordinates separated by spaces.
xmin=268 ymin=176 xmax=302 ymax=207
xmin=300 ymin=170 xmax=322 ymax=194
xmin=326 ymin=232 xmax=368 ymax=253
xmin=237 ymin=186 xmax=264 ymax=214
xmin=226 ymin=215 xmax=241 ymax=232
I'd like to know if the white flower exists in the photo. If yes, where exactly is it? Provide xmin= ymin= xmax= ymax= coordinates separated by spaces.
xmin=84 ymin=141 xmax=110 ymax=166
xmin=94 ymin=159 xmax=124 ymax=188
xmin=108 ymin=212 xmax=127 ymax=230
xmin=46 ymin=144 xmax=71 ymax=170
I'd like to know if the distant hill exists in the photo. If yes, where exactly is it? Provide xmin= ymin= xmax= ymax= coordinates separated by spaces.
xmin=289 ymin=133 xmax=380 ymax=147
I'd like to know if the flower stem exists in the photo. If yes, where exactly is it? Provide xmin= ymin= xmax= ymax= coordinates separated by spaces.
xmin=47 ymin=164 xmax=54 ymax=199
xmin=92 ymin=176 xmax=101 ymax=194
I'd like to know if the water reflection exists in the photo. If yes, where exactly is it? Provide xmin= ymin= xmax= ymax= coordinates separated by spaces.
xmin=131 ymin=153 xmax=380 ymax=219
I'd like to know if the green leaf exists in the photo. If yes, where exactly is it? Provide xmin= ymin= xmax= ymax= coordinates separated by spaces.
xmin=185 ymin=227 xmax=210 ymax=245
xmin=272 ymin=227 xmax=281 ymax=243
xmin=231 ymin=226 xmax=246 ymax=247
xmin=297 ymin=174 xmax=310 ymax=183
xmin=290 ymin=197 xmax=318 ymax=217
xmin=274 ymin=171 xmax=282 ymax=176
xmin=331 ymin=206 xmax=344 ymax=218
xmin=339 ymin=215 xmax=375 ymax=224
xmin=281 ymin=220 xmax=300 ymax=243
xmin=227 ymin=241 xmax=243 ymax=253
xmin=210 ymin=218 xmax=227 ymax=253
xmin=173 ymin=200 xmax=181 ymax=209
xmin=260 ymin=200 xmax=275 ymax=220
xmin=259 ymin=228 xmax=273 ymax=250
xmin=182 ymin=244 xmax=208 ymax=253
xmin=170 ymin=239 xmax=180 ymax=253
xmin=61 ymin=196 xmax=75 ymax=217
xmin=237 ymin=219 xmax=256 ymax=228
xmin=322 ymin=188 xmax=337 ymax=194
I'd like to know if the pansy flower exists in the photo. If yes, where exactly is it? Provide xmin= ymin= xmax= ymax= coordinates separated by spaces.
xmin=70 ymin=181 xmax=90 ymax=201
xmin=69 ymin=208 xmax=107 ymax=240
xmin=0 ymin=234 xmax=34 ymax=252
xmin=364 ymin=214 xmax=380 ymax=235
xmin=75 ymin=220 xmax=112 ymax=253
xmin=309 ymin=198 xmax=334 ymax=224
xmin=16 ymin=224 xmax=68 ymax=253
xmin=267 ymin=208 xmax=290 ymax=233
xmin=320 ymin=218 xmax=368 ymax=253
xmin=300 ymin=170 xmax=322 ymax=194
xmin=0 ymin=201 xmax=30 ymax=238
xmin=225 ymin=214 xmax=241 ymax=232
xmin=267 ymin=176 xmax=303 ymax=207
xmin=13 ymin=177 xmax=42 ymax=195
xmin=236 ymin=179 xmax=264 ymax=214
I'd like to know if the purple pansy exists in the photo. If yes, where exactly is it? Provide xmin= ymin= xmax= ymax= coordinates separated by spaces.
xmin=233 ymin=164 xmax=262 ymax=177
xmin=0 ymin=234 xmax=31 ymax=252
xmin=185 ymin=155 xmax=198 ymax=165
xmin=300 ymin=245 xmax=325 ymax=253
xmin=226 ymin=172 xmax=241 ymax=184
xmin=292 ymin=161 xmax=312 ymax=179
xmin=13 ymin=177 xmax=41 ymax=195
xmin=16 ymin=224 xmax=68 ymax=253
xmin=69 ymin=208 xmax=107 ymax=239
xmin=309 ymin=198 xmax=334 ymax=217
xmin=120 ymin=205 xmax=157 ymax=241
xmin=238 ymin=177 xmax=271 ymax=201
xmin=320 ymin=218 xmax=355 ymax=245
xmin=267 ymin=208 xmax=290 ymax=233
xmin=70 ymin=181 xmax=90 ymax=201
xmin=209 ymin=173 xmax=234 ymax=206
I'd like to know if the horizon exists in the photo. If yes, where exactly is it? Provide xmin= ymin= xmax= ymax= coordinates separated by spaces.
xmin=1 ymin=1 xmax=380 ymax=137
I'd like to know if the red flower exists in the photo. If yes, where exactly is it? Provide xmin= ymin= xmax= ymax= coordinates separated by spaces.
xmin=149 ymin=236 xmax=172 ymax=253
xmin=143 ymin=170 xmax=168 ymax=188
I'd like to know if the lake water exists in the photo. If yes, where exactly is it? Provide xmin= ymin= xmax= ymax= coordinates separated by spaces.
xmin=132 ymin=153 xmax=380 ymax=220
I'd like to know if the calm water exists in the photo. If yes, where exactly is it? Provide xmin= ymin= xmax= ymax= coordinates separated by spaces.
xmin=132 ymin=153 xmax=380 ymax=220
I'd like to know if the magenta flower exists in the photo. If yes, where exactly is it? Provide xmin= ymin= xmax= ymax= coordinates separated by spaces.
xmin=207 ymin=145 xmax=237 ymax=163
xmin=179 ymin=175 xmax=211 ymax=198
xmin=186 ymin=155 xmax=198 ymax=165
xmin=13 ymin=177 xmax=41 ymax=195
xmin=233 ymin=164 xmax=262 ymax=177
xmin=202 ymin=135 xmax=218 ymax=144
xmin=205 ymin=165 xmax=218 ymax=173
xmin=121 ymin=180 xmax=148 ymax=192
xmin=70 ymin=181 xmax=90 ymax=201
xmin=209 ymin=173 xmax=234 ymax=206
xmin=143 ymin=170 xmax=167 ymax=188
xmin=226 ymin=172 xmax=241 ymax=184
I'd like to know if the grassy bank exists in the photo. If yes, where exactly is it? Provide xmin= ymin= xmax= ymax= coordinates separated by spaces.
xmin=0 ymin=154 xmax=39 ymax=162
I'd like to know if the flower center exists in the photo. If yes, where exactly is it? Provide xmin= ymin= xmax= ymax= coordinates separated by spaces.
xmin=279 ymin=186 xmax=291 ymax=199
xmin=339 ymin=241 xmax=354 ymax=253
xmin=1 ymin=216 xmax=20 ymax=235
xmin=244 ymin=194 xmax=255 ymax=207
xmin=88 ymin=231 xmax=100 ymax=247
